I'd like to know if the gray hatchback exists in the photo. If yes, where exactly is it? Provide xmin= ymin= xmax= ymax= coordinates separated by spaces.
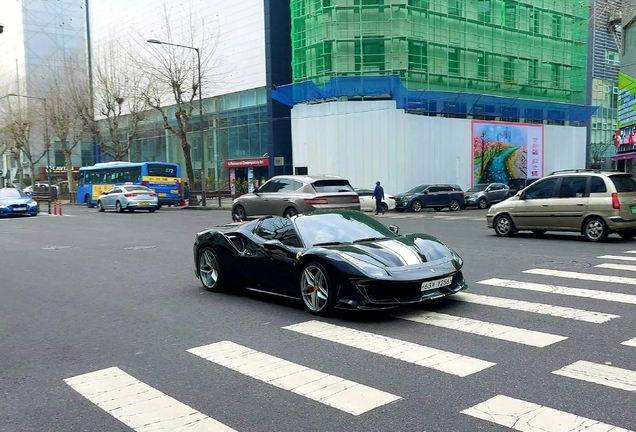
xmin=232 ymin=175 xmax=360 ymax=220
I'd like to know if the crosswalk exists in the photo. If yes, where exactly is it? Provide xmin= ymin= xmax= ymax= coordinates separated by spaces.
xmin=63 ymin=250 xmax=636 ymax=431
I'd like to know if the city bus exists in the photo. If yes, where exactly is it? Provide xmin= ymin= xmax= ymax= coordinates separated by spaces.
xmin=77 ymin=162 xmax=182 ymax=208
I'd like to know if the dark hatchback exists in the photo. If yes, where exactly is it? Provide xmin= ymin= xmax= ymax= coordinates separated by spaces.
xmin=395 ymin=184 xmax=466 ymax=212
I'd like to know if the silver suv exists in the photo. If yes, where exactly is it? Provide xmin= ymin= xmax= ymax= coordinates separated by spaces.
xmin=487 ymin=169 xmax=636 ymax=242
xmin=232 ymin=175 xmax=360 ymax=220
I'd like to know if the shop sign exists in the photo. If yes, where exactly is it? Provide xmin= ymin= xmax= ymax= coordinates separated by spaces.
xmin=224 ymin=158 xmax=269 ymax=168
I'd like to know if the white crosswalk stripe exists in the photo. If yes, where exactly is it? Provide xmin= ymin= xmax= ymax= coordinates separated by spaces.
xmin=449 ymin=292 xmax=619 ymax=323
xmin=552 ymin=361 xmax=636 ymax=392
xmin=477 ymin=278 xmax=636 ymax=305
xmin=598 ymin=254 xmax=636 ymax=262
xmin=597 ymin=262 xmax=636 ymax=272
xmin=283 ymin=320 xmax=495 ymax=377
xmin=187 ymin=341 xmax=401 ymax=415
xmin=64 ymin=367 xmax=238 ymax=432
xmin=525 ymin=268 xmax=636 ymax=285
xmin=461 ymin=395 xmax=633 ymax=432
xmin=393 ymin=310 xmax=567 ymax=347
xmin=622 ymin=337 xmax=636 ymax=348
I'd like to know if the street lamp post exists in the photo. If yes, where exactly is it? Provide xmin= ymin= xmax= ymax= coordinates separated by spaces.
xmin=147 ymin=39 xmax=206 ymax=206
xmin=2 ymin=93 xmax=52 ymax=203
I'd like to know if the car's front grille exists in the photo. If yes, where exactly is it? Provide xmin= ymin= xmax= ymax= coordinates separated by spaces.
xmin=10 ymin=204 xmax=27 ymax=209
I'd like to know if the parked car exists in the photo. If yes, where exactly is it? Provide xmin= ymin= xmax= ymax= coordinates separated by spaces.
xmin=487 ymin=169 xmax=636 ymax=242
xmin=464 ymin=183 xmax=511 ymax=209
xmin=231 ymin=175 xmax=360 ymax=221
xmin=23 ymin=183 xmax=59 ymax=194
xmin=355 ymin=188 xmax=396 ymax=212
xmin=194 ymin=210 xmax=467 ymax=315
xmin=96 ymin=185 xmax=159 ymax=213
xmin=0 ymin=187 xmax=39 ymax=217
xmin=395 ymin=184 xmax=466 ymax=212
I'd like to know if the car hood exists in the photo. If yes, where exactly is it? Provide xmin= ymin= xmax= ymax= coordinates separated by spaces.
xmin=0 ymin=197 xmax=32 ymax=205
xmin=324 ymin=235 xmax=455 ymax=268
xmin=465 ymin=191 xmax=485 ymax=198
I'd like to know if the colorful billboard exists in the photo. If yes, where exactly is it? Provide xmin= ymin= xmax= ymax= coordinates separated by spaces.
xmin=471 ymin=121 xmax=544 ymax=186
xmin=618 ymin=72 xmax=636 ymax=129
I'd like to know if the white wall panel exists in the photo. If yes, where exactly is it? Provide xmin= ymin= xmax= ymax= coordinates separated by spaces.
xmin=292 ymin=101 xmax=587 ymax=195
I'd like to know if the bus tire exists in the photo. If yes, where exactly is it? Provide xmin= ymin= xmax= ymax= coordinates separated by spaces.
xmin=85 ymin=194 xmax=94 ymax=208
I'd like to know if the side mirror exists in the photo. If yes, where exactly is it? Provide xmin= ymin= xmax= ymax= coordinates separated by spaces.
xmin=517 ymin=191 xmax=525 ymax=199
xmin=389 ymin=225 xmax=399 ymax=235
xmin=263 ymin=239 xmax=284 ymax=250
xmin=423 ymin=190 xmax=429 ymax=195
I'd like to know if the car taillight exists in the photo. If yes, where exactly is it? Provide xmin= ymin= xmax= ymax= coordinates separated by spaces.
xmin=124 ymin=193 xmax=137 ymax=197
xmin=352 ymin=196 xmax=360 ymax=203
xmin=305 ymin=197 xmax=328 ymax=205
xmin=612 ymin=193 xmax=621 ymax=210
xmin=149 ymin=193 xmax=157 ymax=197
xmin=460 ymin=191 xmax=465 ymax=195
xmin=388 ymin=195 xmax=394 ymax=200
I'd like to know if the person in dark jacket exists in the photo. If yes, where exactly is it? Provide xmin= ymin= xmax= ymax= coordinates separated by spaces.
xmin=182 ymin=182 xmax=190 ymax=206
xmin=372 ymin=181 xmax=385 ymax=215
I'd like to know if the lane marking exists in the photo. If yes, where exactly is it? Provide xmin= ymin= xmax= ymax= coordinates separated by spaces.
xmin=64 ymin=367 xmax=237 ymax=431
xmin=187 ymin=341 xmax=400 ymax=416
xmin=393 ymin=310 xmax=567 ymax=347
xmin=450 ymin=293 xmax=618 ymax=324
xmin=598 ymin=254 xmax=636 ymax=262
xmin=622 ymin=337 xmax=636 ymax=348
xmin=552 ymin=360 xmax=636 ymax=392
xmin=596 ymin=263 xmax=636 ymax=272
xmin=461 ymin=394 xmax=632 ymax=432
xmin=282 ymin=320 xmax=494 ymax=377
xmin=524 ymin=268 xmax=636 ymax=285
xmin=478 ymin=278 xmax=636 ymax=305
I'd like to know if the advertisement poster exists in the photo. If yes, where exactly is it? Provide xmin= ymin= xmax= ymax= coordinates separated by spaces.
xmin=472 ymin=121 xmax=544 ymax=186
xmin=618 ymin=71 xmax=636 ymax=129
xmin=229 ymin=169 xmax=236 ymax=195
xmin=247 ymin=167 xmax=254 ymax=193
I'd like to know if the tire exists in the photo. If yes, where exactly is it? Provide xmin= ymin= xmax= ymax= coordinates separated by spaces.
xmin=149 ymin=209 xmax=156 ymax=213
xmin=198 ymin=247 xmax=223 ymax=292
xmin=449 ymin=199 xmax=460 ymax=212
xmin=410 ymin=199 xmax=423 ymax=212
xmin=477 ymin=198 xmax=488 ymax=209
xmin=129 ymin=208 xmax=135 ymax=212
xmin=85 ymin=194 xmax=94 ymax=208
xmin=583 ymin=217 xmax=608 ymax=242
xmin=157 ymin=204 xmax=162 ymax=210
xmin=299 ymin=261 xmax=336 ymax=315
xmin=233 ymin=205 xmax=247 ymax=221
xmin=619 ymin=230 xmax=636 ymax=239
xmin=532 ymin=230 xmax=546 ymax=236
xmin=115 ymin=201 xmax=124 ymax=213
xmin=434 ymin=207 xmax=443 ymax=212
xmin=379 ymin=202 xmax=389 ymax=213
xmin=494 ymin=214 xmax=515 ymax=237
xmin=97 ymin=201 xmax=105 ymax=212
xmin=284 ymin=207 xmax=298 ymax=218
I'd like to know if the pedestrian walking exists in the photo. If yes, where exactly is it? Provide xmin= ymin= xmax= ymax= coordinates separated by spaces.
xmin=372 ymin=181 xmax=385 ymax=215
xmin=182 ymin=181 xmax=190 ymax=207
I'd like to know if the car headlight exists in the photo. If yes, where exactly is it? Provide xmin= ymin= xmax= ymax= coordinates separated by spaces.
xmin=340 ymin=254 xmax=388 ymax=278
xmin=0 ymin=204 xmax=9 ymax=209
xmin=405 ymin=195 xmax=413 ymax=199
xmin=27 ymin=200 xmax=37 ymax=206
xmin=450 ymin=249 xmax=463 ymax=267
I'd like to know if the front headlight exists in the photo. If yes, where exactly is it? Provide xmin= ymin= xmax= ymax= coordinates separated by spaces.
xmin=27 ymin=200 xmax=37 ymax=206
xmin=405 ymin=195 xmax=413 ymax=199
xmin=450 ymin=249 xmax=463 ymax=267
xmin=0 ymin=204 xmax=9 ymax=209
xmin=340 ymin=254 xmax=388 ymax=278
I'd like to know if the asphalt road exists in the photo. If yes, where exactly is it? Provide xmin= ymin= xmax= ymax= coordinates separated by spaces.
xmin=1 ymin=206 xmax=635 ymax=432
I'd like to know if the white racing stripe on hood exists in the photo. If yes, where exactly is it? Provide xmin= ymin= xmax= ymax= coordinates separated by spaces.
xmin=375 ymin=240 xmax=422 ymax=266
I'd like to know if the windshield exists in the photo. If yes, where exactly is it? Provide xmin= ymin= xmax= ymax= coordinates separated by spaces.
xmin=0 ymin=188 xmax=26 ymax=199
xmin=610 ymin=174 xmax=636 ymax=192
xmin=311 ymin=180 xmax=354 ymax=193
xmin=406 ymin=184 xmax=429 ymax=194
xmin=467 ymin=184 xmax=488 ymax=193
xmin=295 ymin=212 xmax=397 ymax=247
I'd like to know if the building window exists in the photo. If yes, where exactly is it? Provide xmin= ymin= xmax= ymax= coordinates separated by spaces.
xmin=448 ymin=47 xmax=460 ymax=74
xmin=477 ymin=52 xmax=488 ymax=78
xmin=605 ymin=50 xmax=620 ymax=65
xmin=552 ymin=14 xmax=562 ymax=38
xmin=551 ymin=65 xmax=561 ymax=87
xmin=504 ymin=57 xmax=515 ymax=82
xmin=408 ymin=0 xmax=428 ymax=8
xmin=478 ymin=1 xmax=491 ymax=22
xmin=504 ymin=0 xmax=516 ymax=28
xmin=316 ymin=42 xmax=333 ymax=74
xmin=408 ymin=40 xmax=428 ymax=71
xmin=528 ymin=59 xmax=538 ymax=83
xmin=448 ymin=0 xmax=462 ymax=16
xmin=54 ymin=150 xmax=65 ymax=167
xmin=355 ymin=38 xmax=385 ymax=72
xmin=529 ymin=7 xmax=540 ymax=33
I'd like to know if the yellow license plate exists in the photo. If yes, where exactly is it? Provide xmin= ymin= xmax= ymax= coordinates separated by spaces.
xmin=140 ymin=202 xmax=150 ymax=206
xmin=170 ymin=190 xmax=179 ymax=194
xmin=159 ymin=193 xmax=167 ymax=197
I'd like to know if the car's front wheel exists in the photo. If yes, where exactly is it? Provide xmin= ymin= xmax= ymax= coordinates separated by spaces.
xmin=115 ymin=201 xmax=124 ymax=213
xmin=233 ymin=205 xmax=247 ymax=221
xmin=97 ymin=201 xmax=105 ymax=212
xmin=410 ymin=200 xmax=423 ymax=212
xmin=477 ymin=198 xmax=488 ymax=209
xmin=494 ymin=214 xmax=515 ymax=237
xmin=198 ymin=247 xmax=223 ymax=292
xmin=299 ymin=261 xmax=336 ymax=315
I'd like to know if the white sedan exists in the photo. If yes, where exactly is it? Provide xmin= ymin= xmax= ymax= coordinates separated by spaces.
xmin=355 ymin=188 xmax=396 ymax=213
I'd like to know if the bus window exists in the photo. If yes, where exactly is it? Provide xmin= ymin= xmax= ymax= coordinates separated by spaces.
xmin=148 ymin=163 xmax=178 ymax=177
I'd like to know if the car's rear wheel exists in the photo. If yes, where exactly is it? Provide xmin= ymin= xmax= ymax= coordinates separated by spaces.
xmin=477 ymin=198 xmax=488 ymax=209
xmin=233 ymin=205 xmax=246 ymax=221
xmin=494 ymin=214 xmax=515 ymax=237
xmin=583 ymin=217 xmax=608 ymax=242
xmin=410 ymin=200 xmax=423 ymax=212
xmin=116 ymin=201 xmax=124 ymax=213
xmin=379 ymin=202 xmax=389 ymax=213
xmin=299 ymin=262 xmax=336 ymax=315
xmin=199 ymin=247 xmax=223 ymax=292
xmin=284 ymin=207 xmax=298 ymax=218
xmin=85 ymin=194 xmax=94 ymax=208
xmin=449 ymin=199 xmax=460 ymax=211
xmin=619 ymin=230 xmax=636 ymax=239
xmin=97 ymin=201 xmax=105 ymax=212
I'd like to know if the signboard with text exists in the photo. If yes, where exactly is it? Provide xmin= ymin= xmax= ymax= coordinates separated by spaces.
xmin=618 ymin=72 xmax=636 ymax=129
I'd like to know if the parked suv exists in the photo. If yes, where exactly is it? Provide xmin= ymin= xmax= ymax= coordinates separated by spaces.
xmin=231 ymin=175 xmax=360 ymax=220
xmin=465 ymin=183 xmax=512 ymax=209
xmin=395 ymin=184 xmax=466 ymax=212
xmin=487 ymin=169 xmax=636 ymax=242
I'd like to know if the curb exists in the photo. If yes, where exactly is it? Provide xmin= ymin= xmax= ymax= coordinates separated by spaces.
xmin=182 ymin=206 xmax=232 ymax=211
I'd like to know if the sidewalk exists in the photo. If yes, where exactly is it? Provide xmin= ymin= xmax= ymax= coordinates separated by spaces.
xmin=58 ymin=198 xmax=233 ymax=211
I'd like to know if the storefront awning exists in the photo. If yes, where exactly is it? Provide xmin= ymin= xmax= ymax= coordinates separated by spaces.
xmin=611 ymin=151 xmax=636 ymax=161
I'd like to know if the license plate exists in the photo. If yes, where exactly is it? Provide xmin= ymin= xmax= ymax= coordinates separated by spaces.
xmin=170 ymin=190 xmax=179 ymax=194
xmin=631 ymin=206 xmax=636 ymax=215
xmin=13 ymin=208 xmax=26 ymax=212
xmin=140 ymin=202 xmax=150 ymax=206
xmin=421 ymin=276 xmax=453 ymax=291
xmin=159 ymin=193 xmax=167 ymax=197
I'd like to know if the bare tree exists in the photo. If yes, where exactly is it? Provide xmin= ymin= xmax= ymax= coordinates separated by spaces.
xmin=590 ymin=141 xmax=615 ymax=168
xmin=135 ymin=4 xmax=221 ymax=204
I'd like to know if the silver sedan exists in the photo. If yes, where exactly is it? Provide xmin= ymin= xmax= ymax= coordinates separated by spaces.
xmin=97 ymin=185 xmax=159 ymax=213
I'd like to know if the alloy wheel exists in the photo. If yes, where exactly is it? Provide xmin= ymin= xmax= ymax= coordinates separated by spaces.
xmin=300 ymin=265 xmax=329 ymax=312
xmin=449 ymin=199 xmax=460 ymax=211
xmin=495 ymin=215 xmax=514 ymax=237
xmin=478 ymin=198 xmax=487 ymax=209
xmin=585 ymin=218 xmax=607 ymax=242
xmin=411 ymin=200 xmax=422 ymax=212
xmin=199 ymin=248 xmax=220 ymax=291
xmin=234 ymin=206 xmax=246 ymax=221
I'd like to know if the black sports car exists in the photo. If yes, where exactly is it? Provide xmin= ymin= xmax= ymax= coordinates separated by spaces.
xmin=193 ymin=210 xmax=467 ymax=315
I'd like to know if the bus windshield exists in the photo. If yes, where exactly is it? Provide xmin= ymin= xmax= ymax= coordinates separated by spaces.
xmin=148 ymin=164 xmax=178 ymax=177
